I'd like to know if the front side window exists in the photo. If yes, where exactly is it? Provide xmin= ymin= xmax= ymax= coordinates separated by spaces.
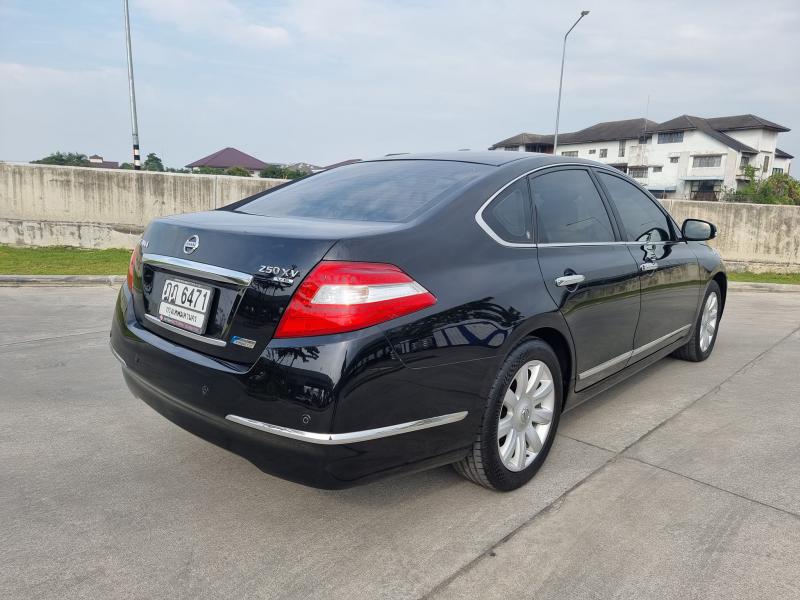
xmin=597 ymin=172 xmax=672 ymax=243
xmin=692 ymin=155 xmax=722 ymax=168
xmin=531 ymin=170 xmax=615 ymax=244
xmin=237 ymin=160 xmax=490 ymax=222
xmin=658 ymin=131 xmax=684 ymax=144
xmin=482 ymin=179 xmax=532 ymax=244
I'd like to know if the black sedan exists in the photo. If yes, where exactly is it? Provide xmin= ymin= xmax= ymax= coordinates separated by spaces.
xmin=110 ymin=152 xmax=725 ymax=490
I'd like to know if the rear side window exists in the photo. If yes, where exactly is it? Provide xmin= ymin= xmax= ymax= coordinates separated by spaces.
xmin=530 ymin=169 xmax=615 ymax=244
xmin=237 ymin=160 xmax=490 ymax=222
xmin=597 ymin=172 xmax=673 ymax=242
xmin=481 ymin=179 xmax=533 ymax=243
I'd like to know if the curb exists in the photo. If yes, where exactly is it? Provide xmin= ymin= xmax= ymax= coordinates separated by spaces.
xmin=0 ymin=275 xmax=125 ymax=287
xmin=729 ymin=281 xmax=800 ymax=293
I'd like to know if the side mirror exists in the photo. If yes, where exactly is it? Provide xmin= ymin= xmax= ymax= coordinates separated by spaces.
xmin=682 ymin=218 xmax=716 ymax=241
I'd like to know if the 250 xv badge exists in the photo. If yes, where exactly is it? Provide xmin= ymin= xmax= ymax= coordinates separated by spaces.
xmin=258 ymin=265 xmax=300 ymax=284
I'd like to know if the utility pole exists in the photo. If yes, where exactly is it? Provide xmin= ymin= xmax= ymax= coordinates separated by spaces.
xmin=553 ymin=10 xmax=589 ymax=155
xmin=123 ymin=0 xmax=141 ymax=170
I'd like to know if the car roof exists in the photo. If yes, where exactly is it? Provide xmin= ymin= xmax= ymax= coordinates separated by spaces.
xmin=367 ymin=151 xmax=603 ymax=168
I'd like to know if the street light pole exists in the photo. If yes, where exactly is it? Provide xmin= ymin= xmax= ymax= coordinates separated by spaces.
xmin=123 ymin=0 xmax=141 ymax=170
xmin=553 ymin=10 xmax=589 ymax=155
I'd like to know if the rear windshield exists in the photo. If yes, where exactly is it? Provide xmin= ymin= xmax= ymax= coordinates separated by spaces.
xmin=236 ymin=160 xmax=491 ymax=222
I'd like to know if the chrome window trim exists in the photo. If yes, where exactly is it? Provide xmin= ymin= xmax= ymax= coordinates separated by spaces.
xmin=143 ymin=253 xmax=253 ymax=286
xmin=578 ymin=324 xmax=692 ymax=380
xmin=225 ymin=411 xmax=468 ymax=445
xmin=144 ymin=314 xmax=228 ymax=347
xmin=475 ymin=162 xmax=680 ymax=249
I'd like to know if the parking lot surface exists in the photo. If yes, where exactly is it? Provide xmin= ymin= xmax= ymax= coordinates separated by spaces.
xmin=1 ymin=286 xmax=799 ymax=599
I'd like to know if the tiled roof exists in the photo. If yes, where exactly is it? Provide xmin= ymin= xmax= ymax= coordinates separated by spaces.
xmin=492 ymin=113 xmax=789 ymax=154
xmin=775 ymin=148 xmax=794 ymax=159
xmin=186 ymin=147 xmax=268 ymax=170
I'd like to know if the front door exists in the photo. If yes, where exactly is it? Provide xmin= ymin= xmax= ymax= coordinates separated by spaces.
xmin=595 ymin=170 xmax=702 ymax=362
xmin=530 ymin=167 xmax=641 ymax=391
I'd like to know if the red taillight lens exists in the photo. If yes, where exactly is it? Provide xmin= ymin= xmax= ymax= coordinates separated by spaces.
xmin=274 ymin=261 xmax=436 ymax=338
xmin=127 ymin=243 xmax=140 ymax=290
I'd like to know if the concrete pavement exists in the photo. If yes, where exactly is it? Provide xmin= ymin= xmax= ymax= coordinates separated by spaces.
xmin=1 ymin=286 xmax=799 ymax=599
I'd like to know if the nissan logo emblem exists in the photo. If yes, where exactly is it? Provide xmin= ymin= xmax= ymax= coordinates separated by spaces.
xmin=183 ymin=235 xmax=200 ymax=254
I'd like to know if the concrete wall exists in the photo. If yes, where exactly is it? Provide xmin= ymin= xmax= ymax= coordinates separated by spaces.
xmin=0 ymin=163 xmax=285 ymax=248
xmin=1 ymin=163 xmax=798 ymax=273
xmin=662 ymin=199 xmax=800 ymax=273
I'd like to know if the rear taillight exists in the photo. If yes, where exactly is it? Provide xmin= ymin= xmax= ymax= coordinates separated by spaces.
xmin=274 ymin=261 xmax=436 ymax=338
xmin=127 ymin=243 xmax=141 ymax=291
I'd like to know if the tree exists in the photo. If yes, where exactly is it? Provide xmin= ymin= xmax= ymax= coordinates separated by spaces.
xmin=31 ymin=152 xmax=90 ymax=167
xmin=142 ymin=152 xmax=165 ymax=172
xmin=724 ymin=168 xmax=800 ymax=205
xmin=258 ymin=164 xmax=305 ymax=180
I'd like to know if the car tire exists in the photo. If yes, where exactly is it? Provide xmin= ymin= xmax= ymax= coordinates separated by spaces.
xmin=453 ymin=339 xmax=563 ymax=491
xmin=672 ymin=280 xmax=721 ymax=363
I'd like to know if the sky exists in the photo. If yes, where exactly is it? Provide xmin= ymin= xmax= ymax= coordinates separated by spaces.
xmin=1 ymin=0 xmax=799 ymax=168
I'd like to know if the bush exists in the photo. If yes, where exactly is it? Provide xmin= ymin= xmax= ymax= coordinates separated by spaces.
xmin=31 ymin=152 xmax=90 ymax=167
xmin=722 ymin=166 xmax=800 ymax=205
xmin=223 ymin=166 xmax=253 ymax=177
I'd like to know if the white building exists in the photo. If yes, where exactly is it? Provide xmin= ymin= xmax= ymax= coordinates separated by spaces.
xmin=490 ymin=114 xmax=793 ymax=200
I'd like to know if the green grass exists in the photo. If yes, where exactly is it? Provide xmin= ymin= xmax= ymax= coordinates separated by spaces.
xmin=0 ymin=245 xmax=131 ymax=275
xmin=728 ymin=272 xmax=800 ymax=285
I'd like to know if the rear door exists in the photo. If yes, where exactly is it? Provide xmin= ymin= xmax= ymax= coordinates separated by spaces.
xmin=594 ymin=170 xmax=702 ymax=361
xmin=530 ymin=167 xmax=641 ymax=391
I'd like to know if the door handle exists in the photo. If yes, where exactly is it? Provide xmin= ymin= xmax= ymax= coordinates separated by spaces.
xmin=555 ymin=274 xmax=585 ymax=287
xmin=639 ymin=262 xmax=658 ymax=272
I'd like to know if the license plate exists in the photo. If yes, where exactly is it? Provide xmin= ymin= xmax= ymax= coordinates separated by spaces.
xmin=158 ymin=278 xmax=213 ymax=334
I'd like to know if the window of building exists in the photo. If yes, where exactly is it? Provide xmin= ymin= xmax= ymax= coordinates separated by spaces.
xmin=669 ymin=156 xmax=679 ymax=164
xmin=628 ymin=167 xmax=648 ymax=179
xmin=530 ymin=169 xmax=615 ymax=244
xmin=482 ymin=179 xmax=533 ymax=243
xmin=599 ymin=149 xmax=608 ymax=158
xmin=658 ymin=131 xmax=684 ymax=144
xmin=588 ymin=149 xmax=596 ymax=154
xmin=504 ymin=146 xmax=518 ymax=151
xmin=618 ymin=140 xmax=626 ymax=157
xmin=652 ymin=166 xmax=663 ymax=173
xmin=763 ymin=155 xmax=770 ymax=173
xmin=561 ymin=151 xmax=578 ymax=157
xmin=773 ymin=167 xmax=783 ymax=175
xmin=597 ymin=172 xmax=672 ymax=243
xmin=692 ymin=155 xmax=722 ymax=168
xmin=741 ymin=156 xmax=750 ymax=167
xmin=638 ymin=135 xmax=651 ymax=144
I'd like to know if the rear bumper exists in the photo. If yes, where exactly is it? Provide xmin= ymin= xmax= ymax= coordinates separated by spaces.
xmin=110 ymin=286 xmax=477 ymax=488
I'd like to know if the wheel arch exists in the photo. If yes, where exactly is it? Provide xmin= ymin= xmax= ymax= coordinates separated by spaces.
xmin=713 ymin=271 xmax=727 ymax=315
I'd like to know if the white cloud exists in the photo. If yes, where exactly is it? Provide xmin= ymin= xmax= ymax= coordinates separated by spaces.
xmin=134 ymin=0 xmax=290 ymax=47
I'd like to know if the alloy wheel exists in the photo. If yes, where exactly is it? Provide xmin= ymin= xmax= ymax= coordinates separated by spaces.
xmin=699 ymin=292 xmax=719 ymax=352
xmin=497 ymin=360 xmax=556 ymax=472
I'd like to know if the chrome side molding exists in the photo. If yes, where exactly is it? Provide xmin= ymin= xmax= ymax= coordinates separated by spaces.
xmin=578 ymin=324 xmax=692 ymax=380
xmin=143 ymin=253 xmax=253 ymax=286
xmin=225 ymin=411 xmax=469 ymax=445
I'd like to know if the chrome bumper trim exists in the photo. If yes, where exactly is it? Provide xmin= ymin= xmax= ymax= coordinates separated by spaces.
xmin=225 ymin=411 xmax=469 ymax=445
xmin=144 ymin=314 xmax=228 ymax=347
xmin=143 ymin=253 xmax=253 ymax=286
